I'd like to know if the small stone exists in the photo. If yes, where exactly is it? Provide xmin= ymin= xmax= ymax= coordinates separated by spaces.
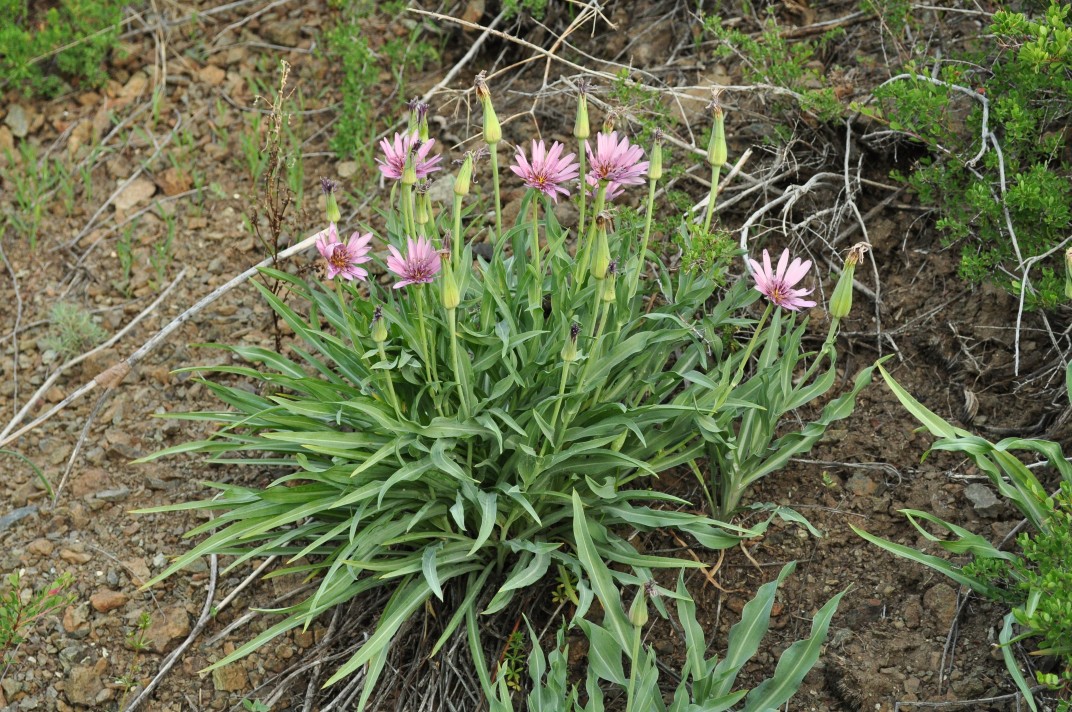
xmin=157 ymin=166 xmax=192 ymax=196
xmin=964 ymin=483 xmax=1002 ymax=518
xmin=0 ymin=126 xmax=13 ymax=155
xmin=923 ymin=582 xmax=958 ymax=629
xmin=337 ymin=161 xmax=358 ymax=178
xmin=0 ymin=505 xmax=37 ymax=532
xmin=95 ymin=487 xmax=131 ymax=503
xmin=151 ymin=553 xmax=168 ymax=569
xmin=113 ymin=177 xmax=157 ymax=212
xmin=198 ymin=64 xmax=226 ymax=86
xmin=70 ymin=469 xmax=110 ymax=498
xmin=27 ymin=538 xmax=54 ymax=556
xmin=65 ymin=665 xmax=104 ymax=706
xmin=212 ymin=664 xmax=248 ymax=691
xmin=63 ymin=605 xmax=90 ymax=635
xmin=4 ymin=105 xmax=29 ymax=138
xmin=89 ymin=588 xmax=129 ymax=613
xmin=123 ymin=558 xmax=152 ymax=585
xmin=846 ymin=473 xmax=882 ymax=497
xmin=145 ymin=605 xmax=190 ymax=653
xmin=60 ymin=549 xmax=92 ymax=564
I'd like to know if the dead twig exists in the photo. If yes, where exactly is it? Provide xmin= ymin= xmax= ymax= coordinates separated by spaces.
xmin=0 ymin=229 xmax=322 ymax=451
xmin=122 ymin=554 xmax=218 ymax=712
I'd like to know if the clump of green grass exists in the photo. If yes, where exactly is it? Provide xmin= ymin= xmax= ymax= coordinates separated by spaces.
xmin=0 ymin=0 xmax=125 ymax=97
xmin=41 ymin=302 xmax=107 ymax=360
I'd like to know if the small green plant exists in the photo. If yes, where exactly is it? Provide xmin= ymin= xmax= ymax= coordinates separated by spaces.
xmin=242 ymin=700 xmax=271 ymax=712
xmin=487 ymin=562 xmax=845 ymax=712
xmin=698 ymin=8 xmax=845 ymax=123
xmin=4 ymin=142 xmax=72 ymax=248
xmin=0 ymin=0 xmax=125 ymax=97
xmin=138 ymin=77 xmax=865 ymax=708
xmin=855 ymin=364 xmax=1072 ymax=712
xmin=41 ymin=302 xmax=108 ymax=360
xmin=325 ymin=1 xmax=439 ymax=163
xmin=0 ymin=571 xmax=75 ymax=668
xmin=873 ymin=1 xmax=1072 ymax=310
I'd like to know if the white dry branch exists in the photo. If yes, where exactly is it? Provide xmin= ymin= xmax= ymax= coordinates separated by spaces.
xmin=0 ymin=230 xmax=323 ymax=451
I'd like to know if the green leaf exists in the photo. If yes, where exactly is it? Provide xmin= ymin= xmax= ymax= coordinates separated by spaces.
xmin=578 ymin=620 xmax=627 ymax=685
xmin=999 ymin=611 xmax=1039 ymax=712
xmin=740 ymin=586 xmax=847 ymax=711
xmin=571 ymin=491 xmax=633 ymax=651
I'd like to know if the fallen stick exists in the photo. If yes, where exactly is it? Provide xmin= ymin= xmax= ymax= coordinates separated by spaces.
xmin=0 ymin=230 xmax=322 ymax=450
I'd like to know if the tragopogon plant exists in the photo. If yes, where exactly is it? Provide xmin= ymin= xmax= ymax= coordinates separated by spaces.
xmin=140 ymin=76 xmax=867 ymax=706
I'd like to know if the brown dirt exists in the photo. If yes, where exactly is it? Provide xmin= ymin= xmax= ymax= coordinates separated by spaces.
xmin=0 ymin=1 xmax=1068 ymax=710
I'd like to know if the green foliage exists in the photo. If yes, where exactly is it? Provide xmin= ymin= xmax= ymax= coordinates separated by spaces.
xmin=42 ymin=302 xmax=108 ymax=361
xmin=0 ymin=0 xmax=124 ymax=97
xmin=325 ymin=2 xmax=439 ymax=163
xmin=698 ymin=8 xmax=845 ymax=123
xmin=487 ymin=564 xmax=845 ymax=711
xmin=0 ymin=571 xmax=75 ymax=664
xmin=3 ymin=142 xmax=74 ymax=248
xmin=855 ymin=365 xmax=1072 ymax=712
xmin=874 ymin=1 xmax=1072 ymax=310
xmin=140 ymin=86 xmax=861 ymax=706
xmin=502 ymin=0 xmax=548 ymax=21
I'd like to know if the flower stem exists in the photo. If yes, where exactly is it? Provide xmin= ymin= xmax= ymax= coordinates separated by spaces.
xmin=547 ymin=361 xmax=571 ymax=448
xmin=710 ymin=303 xmax=772 ymax=417
xmin=530 ymin=195 xmax=542 ymax=277
xmin=377 ymin=342 xmax=401 ymax=418
xmin=448 ymin=308 xmax=471 ymax=418
xmin=414 ymin=286 xmax=435 ymax=388
xmin=401 ymin=182 xmax=418 ymax=239
xmin=624 ymin=623 xmax=643 ymax=712
xmin=573 ymin=182 xmax=607 ymax=288
xmin=452 ymin=193 xmax=464 ymax=273
xmin=577 ymin=146 xmax=588 ymax=238
xmin=702 ymin=164 xmax=722 ymax=234
xmin=490 ymin=144 xmax=502 ymax=238
xmin=629 ymin=178 xmax=659 ymax=301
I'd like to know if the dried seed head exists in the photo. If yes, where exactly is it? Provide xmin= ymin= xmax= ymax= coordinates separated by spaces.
xmin=320 ymin=177 xmax=338 ymax=195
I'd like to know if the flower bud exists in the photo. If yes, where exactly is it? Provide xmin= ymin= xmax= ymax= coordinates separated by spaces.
xmin=475 ymin=71 xmax=501 ymax=145
xmin=561 ymin=322 xmax=580 ymax=362
xmin=602 ymin=261 xmax=618 ymax=301
xmin=321 ymin=178 xmax=341 ymax=224
xmin=648 ymin=132 xmax=663 ymax=182
xmin=415 ymin=185 xmax=430 ymax=226
xmin=371 ymin=306 xmax=388 ymax=343
xmin=454 ymin=153 xmax=473 ymax=197
xmin=402 ymin=147 xmax=418 ymax=186
xmin=574 ymin=84 xmax=590 ymax=140
xmin=440 ymin=256 xmax=460 ymax=310
xmin=830 ymin=242 xmax=869 ymax=320
xmin=628 ymin=586 xmax=649 ymax=628
xmin=408 ymin=98 xmax=430 ymax=142
xmin=707 ymin=93 xmax=727 ymax=168
xmin=1065 ymin=247 xmax=1072 ymax=300
xmin=590 ymin=213 xmax=611 ymax=280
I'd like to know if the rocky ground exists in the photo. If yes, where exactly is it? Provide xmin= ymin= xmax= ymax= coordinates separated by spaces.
xmin=0 ymin=0 xmax=1068 ymax=710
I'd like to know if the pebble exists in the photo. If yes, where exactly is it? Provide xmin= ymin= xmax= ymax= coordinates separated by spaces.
xmin=59 ymin=549 xmax=92 ymax=564
xmin=27 ymin=538 xmax=54 ymax=557
xmin=64 ymin=662 xmax=105 ymax=706
xmin=0 ymin=506 xmax=38 ymax=532
xmin=112 ymin=177 xmax=157 ymax=212
xmin=89 ymin=588 xmax=129 ymax=613
xmin=922 ymin=582 xmax=959 ymax=629
xmin=95 ymin=487 xmax=132 ymax=503
xmin=211 ymin=664 xmax=248 ymax=691
xmin=4 ymin=104 xmax=29 ymax=138
xmin=964 ymin=483 xmax=1002 ymax=518
xmin=145 ymin=605 xmax=191 ymax=653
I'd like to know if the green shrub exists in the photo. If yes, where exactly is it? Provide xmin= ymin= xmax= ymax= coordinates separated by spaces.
xmin=0 ymin=0 xmax=124 ymax=97
xmin=873 ymin=1 xmax=1072 ymax=310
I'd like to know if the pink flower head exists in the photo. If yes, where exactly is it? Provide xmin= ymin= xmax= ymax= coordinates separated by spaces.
xmin=376 ymin=132 xmax=443 ymax=181
xmin=586 ymin=131 xmax=649 ymax=187
xmin=747 ymin=248 xmax=816 ymax=311
xmin=386 ymin=236 xmax=442 ymax=289
xmin=586 ymin=175 xmax=624 ymax=202
xmin=510 ymin=139 xmax=580 ymax=202
xmin=316 ymin=223 xmax=373 ymax=281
